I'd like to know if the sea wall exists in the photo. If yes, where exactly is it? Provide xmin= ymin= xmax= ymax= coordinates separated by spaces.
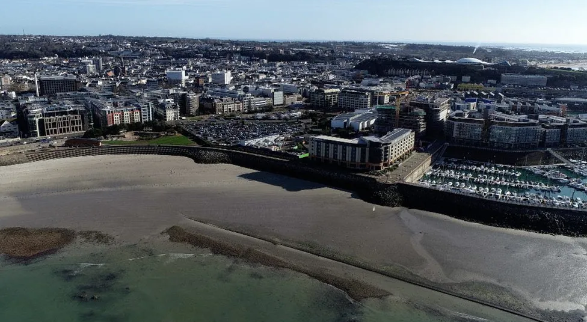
xmin=6 ymin=145 xmax=403 ymax=207
xmin=4 ymin=145 xmax=587 ymax=236
xmin=397 ymin=183 xmax=587 ymax=237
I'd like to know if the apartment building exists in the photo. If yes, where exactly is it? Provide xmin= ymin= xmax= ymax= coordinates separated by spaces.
xmin=211 ymin=71 xmax=232 ymax=85
xmin=271 ymin=91 xmax=284 ymax=106
xmin=25 ymin=105 xmax=88 ymax=137
xmin=136 ymin=101 xmax=154 ymax=123
xmin=501 ymin=74 xmax=548 ymax=87
xmin=445 ymin=116 xmax=485 ymax=146
xmin=283 ymin=94 xmax=302 ymax=106
xmin=243 ymin=96 xmax=272 ymax=112
xmin=87 ymin=98 xmax=144 ymax=128
xmin=201 ymin=97 xmax=244 ymax=114
xmin=166 ymin=69 xmax=187 ymax=86
xmin=410 ymin=96 xmax=451 ymax=136
xmin=542 ymin=126 xmax=562 ymax=147
xmin=446 ymin=112 xmax=587 ymax=148
xmin=309 ymin=128 xmax=415 ymax=170
xmin=397 ymin=108 xmax=427 ymax=137
xmin=338 ymin=88 xmax=371 ymax=111
xmin=310 ymin=88 xmax=340 ymax=110
xmin=99 ymin=107 xmax=142 ymax=127
xmin=374 ymin=105 xmax=396 ymax=135
xmin=566 ymin=120 xmax=587 ymax=145
xmin=175 ymin=92 xmax=201 ymax=116
xmin=488 ymin=115 xmax=542 ymax=149
xmin=154 ymin=100 xmax=180 ymax=121
xmin=38 ymin=76 xmax=80 ymax=96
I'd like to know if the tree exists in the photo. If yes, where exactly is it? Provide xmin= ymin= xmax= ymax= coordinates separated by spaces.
xmin=82 ymin=128 xmax=102 ymax=138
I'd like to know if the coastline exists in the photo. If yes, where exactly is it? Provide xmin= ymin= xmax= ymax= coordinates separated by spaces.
xmin=4 ymin=145 xmax=587 ymax=239
xmin=1 ymin=155 xmax=585 ymax=321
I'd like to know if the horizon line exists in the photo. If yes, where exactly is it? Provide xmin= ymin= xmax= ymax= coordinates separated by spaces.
xmin=1 ymin=33 xmax=587 ymax=48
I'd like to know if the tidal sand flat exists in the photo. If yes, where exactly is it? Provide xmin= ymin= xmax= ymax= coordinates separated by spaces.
xmin=0 ymin=155 xmax=582 ymax=321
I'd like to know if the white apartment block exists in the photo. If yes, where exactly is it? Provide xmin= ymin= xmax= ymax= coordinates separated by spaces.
xmin=489 ymin=124 xmax=541 ymax=149
xmin=310 ymin=128 xmax=414 ymax=170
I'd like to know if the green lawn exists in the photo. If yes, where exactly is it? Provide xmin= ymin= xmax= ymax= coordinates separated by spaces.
xmin=103 ymin=135 xmax=195 ymax=146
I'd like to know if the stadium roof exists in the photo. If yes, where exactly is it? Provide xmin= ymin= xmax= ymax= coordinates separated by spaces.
xmin=456 ymin=58 xmax=486 ymax=65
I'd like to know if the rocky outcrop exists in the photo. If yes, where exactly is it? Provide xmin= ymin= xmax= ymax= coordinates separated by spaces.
xmin=164 ymin=226 xmax=390 ymax=301
xmin=0 ymin=228 xmax=76 ymax=261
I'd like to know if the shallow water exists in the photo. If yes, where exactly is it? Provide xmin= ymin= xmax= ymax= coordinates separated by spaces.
xmin=0 ymin=243 xmax=507 ymax=322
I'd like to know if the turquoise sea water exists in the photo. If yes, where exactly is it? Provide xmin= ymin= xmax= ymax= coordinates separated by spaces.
xmin=0 ymin=243 xmax=500 ymax=322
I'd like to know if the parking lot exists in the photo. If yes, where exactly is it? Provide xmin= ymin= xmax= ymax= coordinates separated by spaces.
xmin=182 ymin=120 xmax=305 ymax=146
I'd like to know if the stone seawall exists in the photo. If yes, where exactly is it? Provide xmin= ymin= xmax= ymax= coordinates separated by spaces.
xmin=4 ymin=145 xmax=587 ymax=237
xmin=397 ymin=183 xmax=587 ymax=237
xmin=4 ymin=145 xmax=403 ymax=207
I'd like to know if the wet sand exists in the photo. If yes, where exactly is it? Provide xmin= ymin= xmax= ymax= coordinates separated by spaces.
xmin=0 ymin=155 xmax=586 ymax=320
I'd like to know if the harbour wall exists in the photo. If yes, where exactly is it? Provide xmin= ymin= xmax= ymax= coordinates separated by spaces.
xmin=403 ymin=153 xmax=432 ymax=183
xmin=3 ymin=145 xmax=587 ymax=236
xmin=397 ymin=183 xmax=587 ymax=237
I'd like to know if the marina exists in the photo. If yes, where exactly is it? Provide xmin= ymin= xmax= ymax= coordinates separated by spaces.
xmin=417 ymin=158 xmax=587 ymax=209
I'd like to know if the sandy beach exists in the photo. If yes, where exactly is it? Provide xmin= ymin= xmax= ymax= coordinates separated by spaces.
xmin=1 ymin=155 xmax=586 ymax=320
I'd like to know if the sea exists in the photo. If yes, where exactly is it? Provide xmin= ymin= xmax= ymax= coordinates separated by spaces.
xmin=236 ymin=38 xmax=587 ymax=54
xmin=427 ymin=42 xmax=587 ymax=54
xmin=0 ymin=242 xmax=531 ymax=322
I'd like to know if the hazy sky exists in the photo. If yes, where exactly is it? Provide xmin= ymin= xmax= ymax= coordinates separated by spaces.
xmin=4 ymin=0 xmax=586 ymax=45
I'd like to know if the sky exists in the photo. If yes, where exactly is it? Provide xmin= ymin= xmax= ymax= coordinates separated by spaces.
xmin=3 ymin=0 xmax=587 ymax=45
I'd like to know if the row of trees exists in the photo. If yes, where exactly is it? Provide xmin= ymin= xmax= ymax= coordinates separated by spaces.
xmin=82 ymin=121 xmax=174 ymax=138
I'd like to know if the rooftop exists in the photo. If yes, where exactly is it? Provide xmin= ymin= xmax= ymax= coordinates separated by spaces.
xmin=312 ymin=135 xmax=359 ymax=144
xmin=456 ymin=57 xmax=486 ymax=65
xmin=376 ymin=105 xmax=396 ymax=110
xmin=38 ymin=75 xmax=77 ymax=81
xmin=363 ymin=128 xmax=413 ymax=144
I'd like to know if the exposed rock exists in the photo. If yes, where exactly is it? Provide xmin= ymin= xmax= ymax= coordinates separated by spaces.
xmin=0 ymin=228 xmax=76 ymax=261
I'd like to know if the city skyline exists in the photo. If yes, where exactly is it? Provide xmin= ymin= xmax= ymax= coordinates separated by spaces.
xmin=6 ymin=0 xmax=587 ymax=46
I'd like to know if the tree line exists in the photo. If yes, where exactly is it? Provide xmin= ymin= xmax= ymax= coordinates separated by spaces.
xmin=82 ymin=120 xmax=174 ymax=138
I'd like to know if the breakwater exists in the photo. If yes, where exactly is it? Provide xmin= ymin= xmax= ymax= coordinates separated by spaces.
xmin=3 ymin=145 xmax=587 ymax=237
